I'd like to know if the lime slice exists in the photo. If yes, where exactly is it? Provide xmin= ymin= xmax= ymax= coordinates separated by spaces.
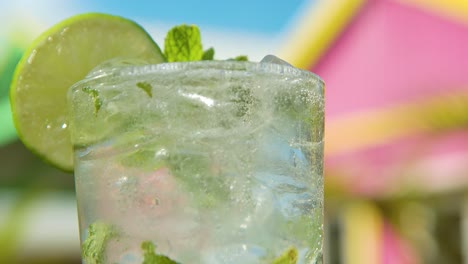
xmin=10 ymin=13 xmax=165 ymax=172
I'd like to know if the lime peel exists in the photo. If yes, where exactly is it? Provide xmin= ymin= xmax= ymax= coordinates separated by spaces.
xmin=9 ymin=13 xmax=165 ymax=171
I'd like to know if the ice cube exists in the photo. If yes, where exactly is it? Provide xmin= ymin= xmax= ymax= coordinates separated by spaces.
xmin=260 ymin=55 xmax=292 ymax=67
xmin=202 ymin=243 xmax=266 ymax=264
xmin=86 ymin=58 xmax=152 ymax=79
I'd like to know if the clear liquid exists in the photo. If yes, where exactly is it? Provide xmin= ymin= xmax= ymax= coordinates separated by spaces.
xmin=70 ymin=61 xmax=324 ymax=264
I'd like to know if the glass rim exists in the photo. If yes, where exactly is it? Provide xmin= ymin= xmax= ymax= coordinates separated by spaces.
xmin=70 ymin=60 xmax=325 ymax=91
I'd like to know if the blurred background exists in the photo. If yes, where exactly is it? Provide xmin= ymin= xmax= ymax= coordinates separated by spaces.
xmin=1 ymin=0 xmax=467 ymax=263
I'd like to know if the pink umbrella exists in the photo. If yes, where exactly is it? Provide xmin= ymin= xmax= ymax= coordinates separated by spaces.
xmin=282 ymin=0 xmax=468 ymax=197
xmin=280 ymin=0 xmax=468 ymax=263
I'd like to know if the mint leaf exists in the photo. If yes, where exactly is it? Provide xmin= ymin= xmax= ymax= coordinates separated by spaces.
xmin=82 ymin=86 xmax=102 ymax=116
xmin=202 ymin=47 xmax=215 ymax=60
xmin=165 ymin=152 xmax=229 ymax=209
xmin=164 ymin=25 xmax=203 ymax=62
xmin=271 ymin=247 xmax=298 ymax=264
xmin=141 ymin=241 xmax=179 ymax=264
xmin=81 ymin=222 xmax=117 ymax=264
xmin=136 ymin=81 xmax=153 ymax=97
xmin=231 ymin=55 xmax=248 ymax=61
xmin=162 ymin=24 xmax=248 ymax=62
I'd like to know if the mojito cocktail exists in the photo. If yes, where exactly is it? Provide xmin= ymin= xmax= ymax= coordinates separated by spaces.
xmin=9 ymin=12 xmax=324 ymax=264
xmin=68 ymin=60 xmax=324 ymax=264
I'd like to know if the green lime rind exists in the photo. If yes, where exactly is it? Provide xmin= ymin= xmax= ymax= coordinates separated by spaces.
xmin=10 ymin=13 xmax=165 ymax=171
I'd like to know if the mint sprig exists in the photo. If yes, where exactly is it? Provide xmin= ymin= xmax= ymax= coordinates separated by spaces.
xmin=81 ymin=221 xmax=117 ymax=264
xmin=141 ymin=241 xmax=179 ymax=264
xmin=164 ymin=25 xmax=204 ymax=62
xmin=82 ymin=86 xmax=102 ymax=116
xmin=136 ymin=81 xmax=153 ymax=97
xmin=271 ymin=247 xmax=298 ymax=264
xmin=230 ymin=55 xmax=248 ymax=61
xmin=162 ymin=24 xmax=246 ymax=62
xmin=202 ymin=47 xmax=215 ymax=60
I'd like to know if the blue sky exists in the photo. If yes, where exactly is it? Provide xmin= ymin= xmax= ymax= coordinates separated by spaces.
xmin=82 ymin=0 xmax=309 ymax=34
xmin=77 ymin=0 xmax=313 ymax=59
xmin=1 ymin=0 xmax=315 ymax=60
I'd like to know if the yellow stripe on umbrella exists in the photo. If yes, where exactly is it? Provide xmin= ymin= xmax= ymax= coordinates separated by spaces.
xmin=398 ymin=0 xmax=468 ymax=24
xmin=325 ymin=90 xmax=468 ymax=156
xmin=278 ymin=0 xmax=366 ymax=70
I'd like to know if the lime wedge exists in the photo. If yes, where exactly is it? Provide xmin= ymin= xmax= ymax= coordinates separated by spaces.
xmin=10 ymin=13 xmax=165 ymax=171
